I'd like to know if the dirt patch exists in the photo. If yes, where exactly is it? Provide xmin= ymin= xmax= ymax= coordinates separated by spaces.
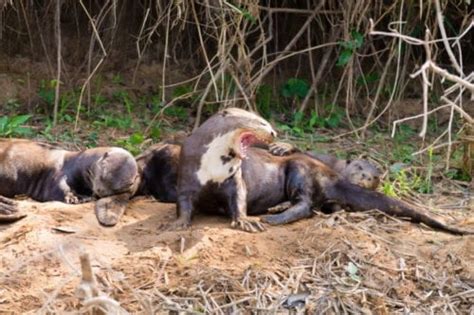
xmin=1 ymin=195 xmax=473 ymax=313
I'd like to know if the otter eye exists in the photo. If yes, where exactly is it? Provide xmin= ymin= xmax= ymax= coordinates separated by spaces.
xmin=358 ymin=165 xmax=363 ymax=171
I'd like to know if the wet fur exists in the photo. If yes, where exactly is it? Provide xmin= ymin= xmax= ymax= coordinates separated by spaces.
xmin=0 ymin=139 xmax=139 ymax=226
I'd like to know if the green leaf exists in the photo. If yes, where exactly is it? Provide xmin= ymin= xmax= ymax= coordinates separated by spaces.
xmin=0 ymin=116 xmax=8 ymax=133
xmin=309 ymin=111 xmax=319 ymax=129
xmin=172 ymin=85 xmax=193 ymax=99
xmin=9 ymin=114 xmax=31 ymax=127
xmin=13 ymin=127 xmax=33 ymax=136
xmin=351 ymin=31 xmax=364 ymax=49
xmin=281 ymin=78 xmax=310 ymax=99
xmin=336 ymin=49 xmax=352 ymax=67
xmin=326 ymin=114 xmax=342 ymax=128
xmin=292 ymin=111 xmax=305 ymax=127
xmin=356 ymin=72 xmax=379 ymax=86
xmin=129 ymin=133 xmax=144 ymax=145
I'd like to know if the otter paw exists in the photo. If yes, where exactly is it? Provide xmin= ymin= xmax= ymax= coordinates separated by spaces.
xmin=95 ymin=197 xmax=126 ymax=227
xmin=0 ymin=197 xmax=26 ymax=223
xmin=231 ymin=217 xmax=266 ymax=233
xmin=260 ymin=214 xmax=286 ymax=226
xmin=267 ymin=201 xmax=292 ymax=214
xmin=269 ymin=142 xmax=295 ymax=156
xmin=168 ymin=217 xmax=191 ymax=231
xmin=64 ymin=192 xmax=81 ymax=204
xmin=0 ymin=212 xmax=27 ymax=223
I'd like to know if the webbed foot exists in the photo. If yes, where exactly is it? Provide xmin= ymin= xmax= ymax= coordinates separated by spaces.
xmin=0 ymin=196 xmax=27 ymax=223
xmin=168 ymin=216 xmax=191 ymax=231
xmin=267 ymin=201 xmax=292 ymax=214
xmin=231 ymin=217 xmax=266 ymax=233
xmin=268 ymin=142 xmax=296 ymax=156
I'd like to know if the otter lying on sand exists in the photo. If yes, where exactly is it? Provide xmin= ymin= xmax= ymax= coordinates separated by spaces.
xmin=0 ymin=139 xmax=139 ymax=226
xmin=269 ymin=141 xmax=381 ymax=190
xmin=136 ymin=140 xmax=472 ymax=235
xmin=268 ymin=141 xmax=381 ymax=213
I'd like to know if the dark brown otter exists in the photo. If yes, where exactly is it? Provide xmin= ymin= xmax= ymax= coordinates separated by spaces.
xmin=0 ymin=139 xmax=139 ymax=226
xmin=269 ymin=141 xmax=381 ymax=190
xmin=137 ymin=142 xmax=472 ymax=235
xmin=268 ymin=141 xmax=381 ymax=214
xmin=175 ymin=107 xmax=277 ymax=231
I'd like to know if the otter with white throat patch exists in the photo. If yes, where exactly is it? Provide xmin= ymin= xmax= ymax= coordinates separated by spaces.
xmin=175 ymin=107 xmax=277 ymax=232
xmin=0 ymin=139 xmax=139 ymax=226
xmin=138 ymin=141 xmax=473 ymax=235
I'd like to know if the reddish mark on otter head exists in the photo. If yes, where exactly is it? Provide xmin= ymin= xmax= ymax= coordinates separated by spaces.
xmin=238 ymin=131 xmax=268 ymax=158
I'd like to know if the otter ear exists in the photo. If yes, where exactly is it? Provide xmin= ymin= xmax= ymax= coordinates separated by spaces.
xmin=346 ymin=159 xmax=352 ymax=165
xmin=98 ymin=152 xmax=109 ymax=163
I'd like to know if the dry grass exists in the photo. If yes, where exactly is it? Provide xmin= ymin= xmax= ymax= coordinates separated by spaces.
xmin=1 ymin=135 xmax=473 ymax=314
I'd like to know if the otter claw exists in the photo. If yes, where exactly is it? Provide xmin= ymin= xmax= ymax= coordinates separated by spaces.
xmin=231 ymin=218 xmax=266 ymax=233
xmin=168 ymin=217 xmax=191 ymax=231
xmin=0 ymin=197 xmax=26 ymax=223
xmin=64 ymin=192 xmax=81 ymax=204
xmin=269 ymin=142 xmax=295 ymax=156
xmin=267 ymin=201 xmax=292 ymax=214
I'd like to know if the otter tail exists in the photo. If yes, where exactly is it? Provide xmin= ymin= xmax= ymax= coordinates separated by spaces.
xmin=325 ymin=180 xmax=473 ymax=235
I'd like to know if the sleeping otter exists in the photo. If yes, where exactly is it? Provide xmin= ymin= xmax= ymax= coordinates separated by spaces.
xmin=137 ymin=141 xmax=472 ymax=235
xmin=267 ymin=141 xmax=381 ymax=214
xmin=269 ymin=141 xmax=381 ymax=190
xmin=175 ymin=107 xmax=277 ymax=231
xmin=0 ymin=139 xmax=139 ymax=226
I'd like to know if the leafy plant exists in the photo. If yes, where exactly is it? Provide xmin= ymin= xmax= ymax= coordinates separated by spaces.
xmin=281 ymin=78 xmax=310 ymax=100
xmin=95 ymin=115 xmax=133 ymax=130
xmin=115 ymin=132 xmax=145 ymax=155
xmin=112 ymin=74 xmax=123 ymax=85
xmin=308 ymin=105 xmax=344 ymax=129
xmin=172 ymin=85 xmax=194 ymax=99
xmin=38 ymin=79 xmax=58 ymax=106
xmin=337 ymin=30 xmax=364 ymax=67
xmin=356 ymin=72 xmax=379 ymax=86
xmin=164 ymin=106 xmax=188 ymax=121
xmin=256 ymin=84 xmax=272 ymax=118
xmin=445 ymin=168 xmax=471 ymax=182
xmin=0 ymin=114 xmax=33 ymax=137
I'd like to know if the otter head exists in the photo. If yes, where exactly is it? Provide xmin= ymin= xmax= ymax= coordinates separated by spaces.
xmin=342 ymin=160 xmax=381 ymax=190
xmin=89 ymin=148 xmax=139 ymax=197
xmin=195 ymin=107 xmax=277 ymax=185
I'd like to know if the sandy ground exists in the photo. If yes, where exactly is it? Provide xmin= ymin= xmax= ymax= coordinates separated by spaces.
xmin=1 ymin=196 xmax=473 ymax=314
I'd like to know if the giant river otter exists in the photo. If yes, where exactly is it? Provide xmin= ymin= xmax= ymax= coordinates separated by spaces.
xmin=175 ymin=107 xmax=277 ymax=231
xmin=0 ymin=139 xmax=139 ymax=226
xmin=136 ymin=141 xmax=472 ymax=235
xmin=269 ymin=141 xmax=381 ymax=190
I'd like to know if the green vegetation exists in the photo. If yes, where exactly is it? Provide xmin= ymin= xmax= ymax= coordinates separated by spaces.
xmin=337 ymin=30 xmax=363 ymax=67
xmin=0 ymin=114 xmax=33 ymax=137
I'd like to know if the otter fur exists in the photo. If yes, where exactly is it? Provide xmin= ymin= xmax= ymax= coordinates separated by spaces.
xmin=268 ymin=141 xmax=381 ymax=213
xmin=269 ymin=141 xmax=381 ymax=190
xmin=175 ymin=108 xmax=277 ymax=231
xmin=138 ymin=141 xmax=472 ymax=235
xmin=0 ymin=139 xmax=139 ymax=226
